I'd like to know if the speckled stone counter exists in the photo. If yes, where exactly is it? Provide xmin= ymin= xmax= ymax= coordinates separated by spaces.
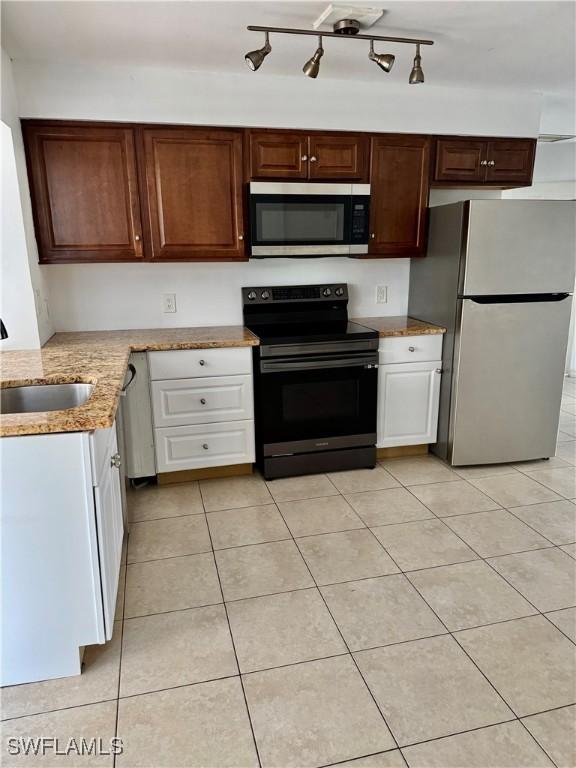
xmin=0 ymin=327 xmax=258 ymax=437
xmin=353 ymin=316 xmax=446 ymax=337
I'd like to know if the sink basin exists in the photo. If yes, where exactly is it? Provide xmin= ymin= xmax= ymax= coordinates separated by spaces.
xmin=0 ymin=383 xmax=95 ymax=414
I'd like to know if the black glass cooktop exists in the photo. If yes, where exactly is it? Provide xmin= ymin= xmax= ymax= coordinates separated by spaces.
xmin=247 ymin=321 xmax=378 ymax=346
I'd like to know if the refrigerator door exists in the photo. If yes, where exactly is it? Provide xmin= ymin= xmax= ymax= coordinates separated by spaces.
xmin=461 ymin=200 xmax=576 ymax=296
xmin=450 ymin=295 xmax=572 ymax=465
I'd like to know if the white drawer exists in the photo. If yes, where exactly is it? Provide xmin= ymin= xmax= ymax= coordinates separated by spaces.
xmin=155 ymin=420 xmax=255 ymax=472
xmin=379 ymin=334 xmax=443 ymax=364
xmin=151 ymin=375 xmax=253 ymax=428
xmin=148 ymin=348 xmax=252 ymax=380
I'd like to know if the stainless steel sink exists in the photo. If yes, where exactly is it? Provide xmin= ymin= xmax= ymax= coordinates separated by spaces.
xmin=0 ymin=383 xmax=94 ymax=414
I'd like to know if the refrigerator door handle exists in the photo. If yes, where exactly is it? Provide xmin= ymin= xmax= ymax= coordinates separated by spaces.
xmin=466 ymin=293 xmax=571 ymax=304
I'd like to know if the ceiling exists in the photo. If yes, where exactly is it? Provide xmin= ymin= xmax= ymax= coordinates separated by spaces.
xmin=2 ymin=1 xmax=575 ymax=97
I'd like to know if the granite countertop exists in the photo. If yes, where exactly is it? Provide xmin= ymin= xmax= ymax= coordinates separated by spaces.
xmin=0 ymin=318 xmax=444 ymax=437
xmin=0 ymin=327 xmax=258 ymax=437
xmin=354 ymin=316 xmax=446 ymax=337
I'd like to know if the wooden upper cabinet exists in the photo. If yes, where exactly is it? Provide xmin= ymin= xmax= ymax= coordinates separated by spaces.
xmin=309 ymin=135 xmax=369 ymax=180
xmin=368 ymin=135 xmax=431 ymax=258
xmin=434 ymin=137 xmax=536 ymax=185
xmin=249 ymin=131 xmax=308 ymax=179
xmin=23 ymin=123 xmax=144 ymax=263
xmin=434 ymin=139 xmax=487 ymax=183
xmin=143 ymin=128 xmax=245 ymax=261
xmin=485 ymin=139 xmax=536 ymax=184
xmin=249 ymin=130 xmax=369 ymax=180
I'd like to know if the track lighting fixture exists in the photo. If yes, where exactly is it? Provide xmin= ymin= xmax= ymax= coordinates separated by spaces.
xmin=368 ymin=39 xmax=395 ymax=73
xmin=245 ymin=31 xmax=271 ymax=71
xmin=244 ymin=22 xmax=434 ymax=84
xmin=303 ymin=36 xmax=324 ymax=78
xmin=409 ymin=43 xmax=425 ymax=84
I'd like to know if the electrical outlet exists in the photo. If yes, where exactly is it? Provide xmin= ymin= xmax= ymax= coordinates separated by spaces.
xmin=162 ymin=293 xmax=177 ymax=313
xmin=376 ymin=285 xmax=388 ymax=304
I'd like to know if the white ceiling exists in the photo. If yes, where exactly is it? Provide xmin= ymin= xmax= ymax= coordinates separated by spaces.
xmin=2 ymin=0 xmax=575 ymax=97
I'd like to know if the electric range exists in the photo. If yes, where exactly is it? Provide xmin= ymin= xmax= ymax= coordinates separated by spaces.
xmin=242 ymin=283 xmax=379 ymax=479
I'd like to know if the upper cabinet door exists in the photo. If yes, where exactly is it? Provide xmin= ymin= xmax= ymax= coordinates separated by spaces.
xmin=368 ymin=135 xmax=431 ymax=258
xmin=23 ymin=124 xmax=144 ymax=263
xmin=434 ymin=139 xmax=487 ymax=183
xmin=485 ymin=139 xmax=536 ymax=184
xmin=308 ymin=135 xmax=369 ymax=180
xmin=143 ymin=128 xmax=245 ymax=261
xmin=249 ymin=131 xmax=309 ymax=179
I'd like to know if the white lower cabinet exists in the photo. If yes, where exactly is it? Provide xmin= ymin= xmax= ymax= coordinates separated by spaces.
xmin=377 ymin=335 xmax=443 ymax=448
xmin=0 ymin=424 xmax=123 ymax=685
xmin=150 ymin=348 xmax=255 ymax=472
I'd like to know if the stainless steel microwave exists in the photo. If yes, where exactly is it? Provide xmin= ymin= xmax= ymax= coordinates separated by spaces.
xmin=248 ymin=182 xmax=370 ymax=258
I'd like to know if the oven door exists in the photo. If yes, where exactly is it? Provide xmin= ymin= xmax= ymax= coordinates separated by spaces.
xmin=257 ymin=353 xmax=378 ymax=455
xmin=250 ymin=183 xmax=355 ymax=257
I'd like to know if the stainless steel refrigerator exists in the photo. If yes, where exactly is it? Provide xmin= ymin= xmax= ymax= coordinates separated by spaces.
xmin=409 ymin=200 xmax=576 ymax=466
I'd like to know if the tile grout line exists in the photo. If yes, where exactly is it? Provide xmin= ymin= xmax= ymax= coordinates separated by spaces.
xmin=198 ymin=480 xmax=263 ymax=768
xmin=272 ymin=486 xmax=410 ymax=767
xmin=113 ymin=529 xmax=129 ymax=768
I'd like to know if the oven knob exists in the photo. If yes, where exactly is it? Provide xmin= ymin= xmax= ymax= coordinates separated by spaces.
xmin=335 ymin=287 xmax=344 ymax=297
xmin=322 ymin=287 xmax=332 ymax=297
xmin=247 ymin=290 xmax=257 ymax=301
xmin=261 ymin=290 xmax=270 ymax=300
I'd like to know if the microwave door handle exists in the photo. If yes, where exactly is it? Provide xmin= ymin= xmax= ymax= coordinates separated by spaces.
xmin=261 ymin=356 xmax=378 ymax=373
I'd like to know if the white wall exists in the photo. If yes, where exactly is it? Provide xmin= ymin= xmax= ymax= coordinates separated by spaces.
xmin=9 ymin=58 xmax=544 ymax=332
xmin=1 ymin=49 xmax=53 ymax=346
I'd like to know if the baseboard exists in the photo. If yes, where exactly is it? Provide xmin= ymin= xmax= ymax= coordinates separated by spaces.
xmin=377 ymin=445 xmax=429 ymax=459
xmin=157 ymin=463 xmax=253 ymax=484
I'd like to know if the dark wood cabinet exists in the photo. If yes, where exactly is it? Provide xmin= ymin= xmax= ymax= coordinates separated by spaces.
xmin=249 ymin=130 xmax=369 ymax=181
xmin=434 ymin=137 xmax=535 ymax=186
xmin=142 ymin=127 xmax=245 ymax=261
xmin=368 ymin=135 xmax=431 ymax=258
xmin=23 ymin=123 xmax=144 ymax=263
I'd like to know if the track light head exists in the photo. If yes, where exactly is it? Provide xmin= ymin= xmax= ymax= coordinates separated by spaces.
xmin=303 ymin=36 xmax=324 ymax=78
xmin=409 ymin=43 xmax=424 ymax=84
xmin=245 ymin=32 xmax=271 ymax=71
xmin=368 ymin=40 xmax=395 ymax=73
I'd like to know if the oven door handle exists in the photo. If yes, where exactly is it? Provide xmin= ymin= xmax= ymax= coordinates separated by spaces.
xmin=261 ymin=356 xmax=378 ymax=373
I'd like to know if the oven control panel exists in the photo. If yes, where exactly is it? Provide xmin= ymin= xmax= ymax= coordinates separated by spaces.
xmin=242 ymin=284 xmax=348 ymax=305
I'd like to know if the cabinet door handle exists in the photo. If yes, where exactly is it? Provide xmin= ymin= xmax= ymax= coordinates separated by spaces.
xmin=199 ymin=360 xmax=205 ymax=366
xmin=310 ymin=155 xmax=318 ymax=162
xmin=488 ymin=160 xmax=496 ymax=166
xmin=110 ymin=453 xmax=122 ymax=468
xmin=435 ymin=368 xmax=443 ymax=374
xmin=370 ymin=233 xmax=375 ymax=239
xmin=202 ymin=443 xmax=209 ymax=450
xmin=480 ymin=160 xmax=488 ymax=166
xmin=301 ymin=154 xmax=308 ymax=161
xmin=200 ymin=398 xmax=207 ymax=405
xmin=408 ymin=346 xmax=416 ymax=352
xmin=239 ymin=234 xmax=244 ymax=240
xmin=134 ymin=235 xmax=141 ymax=242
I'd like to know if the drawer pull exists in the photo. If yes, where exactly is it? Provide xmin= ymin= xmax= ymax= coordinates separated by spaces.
xmin=202 ymin=443 xmax=209 ymax=450
xmin=110 ymin=453 xmax=122 ymax=468
xmin=199 ymin=360 xmax=205 ymax=366
xmin=408 ymin=346 xmax=416 ymax=352
xmin=200 ymin=398 xmax=207 ymax=405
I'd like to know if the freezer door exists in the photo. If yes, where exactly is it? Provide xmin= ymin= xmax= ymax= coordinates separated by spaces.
xmin=461 ymin=201 xmax=576 ymax=296
xmin=450 ymin=295 xmax=572 ymax=465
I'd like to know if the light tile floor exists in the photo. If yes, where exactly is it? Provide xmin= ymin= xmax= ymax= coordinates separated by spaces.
xmin=3 ymin=380 xmax=576 ymax=767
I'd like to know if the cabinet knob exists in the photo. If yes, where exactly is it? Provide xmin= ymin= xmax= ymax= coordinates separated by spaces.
xmin=110 ymin=453 xmax=122 ymax=468
xmin=408 ymin=346 xmax=415 ymax=352
xmin=200 ymin=398 xmax=207 ymax=405
xmin=480 ymin=160 xmax=488 ymax=166
xmin=435 ymin=368 xmax=443 ymax=374
xmin=202 ymin=443 xmax=209 ymax=450
xmin=488 ymin=160 xmax=495 ymax=166
xmin=239 ymin=234 xmax=244 ymax=240
xmin=301 ymin=154 xmax=308 ymax=161
xmin=370 ymin=233 xmax=375 ymax=239
xmin=135 ymin=235 xmax=141 ymax=241
xmin=199 ymin=360 xmax=205 ymax=366
xmin=310 ymin=155 xmax=317 ymax=162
